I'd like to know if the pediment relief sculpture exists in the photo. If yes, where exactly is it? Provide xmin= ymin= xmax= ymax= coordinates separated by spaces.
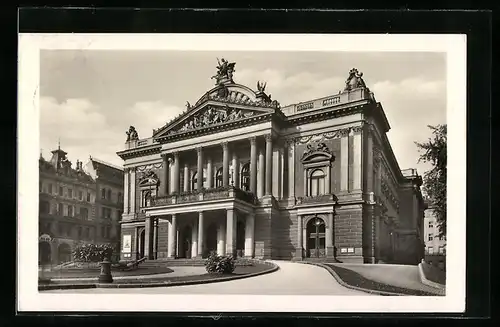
xmin=301 ymin=142 xmax=335 ymax=161
xmin=171 ymin=105 xmax=256 ymax=135
xmin=138 ymin=170 xmax=159 ymax=186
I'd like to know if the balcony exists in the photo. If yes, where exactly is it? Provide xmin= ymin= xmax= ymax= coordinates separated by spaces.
xmin=148 ymin=186 xmax=257 ymax=207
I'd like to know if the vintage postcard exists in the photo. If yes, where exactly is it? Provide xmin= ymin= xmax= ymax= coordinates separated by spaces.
xmin=18 ymin=33 xmax=466 ymax=312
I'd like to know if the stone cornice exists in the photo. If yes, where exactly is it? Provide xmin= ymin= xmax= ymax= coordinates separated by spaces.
xmin=116 ymin=144 xmax=161 ymax=161
xmin=286 ymin=101 xmax=367 ymax=126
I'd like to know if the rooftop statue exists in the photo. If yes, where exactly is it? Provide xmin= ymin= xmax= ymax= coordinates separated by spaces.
xmin=257 ymin=81 xmax=267 ymax=92
xmin=211 ymin=58 xmax=236 ymax=85
xmin=344 ymin=68 xmax=367 ymax=91
xmin=126 ymin=126 xmax=139 ymax=142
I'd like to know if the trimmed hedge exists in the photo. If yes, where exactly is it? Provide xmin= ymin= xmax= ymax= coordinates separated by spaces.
xmin=204 ymin=252 xmax=235 ymax=274
xmin=72 ymin=243 xmax=115 ymax=263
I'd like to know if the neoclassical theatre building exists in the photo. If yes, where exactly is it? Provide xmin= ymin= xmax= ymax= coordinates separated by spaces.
xmin=117 ymin=59 xmax=426 ymax=264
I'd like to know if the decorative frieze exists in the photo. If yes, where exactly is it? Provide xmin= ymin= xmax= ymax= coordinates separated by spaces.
xmin=136 ymin=163 xmax=163 ymax=172
xmin=289 ymin=125 xmax=363 ymax=145
xmin=381 ymin=179 xmax=400 ymax=211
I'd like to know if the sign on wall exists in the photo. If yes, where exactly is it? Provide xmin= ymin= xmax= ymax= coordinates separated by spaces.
xmin=122 ymin=234 xmax=131 ymax=253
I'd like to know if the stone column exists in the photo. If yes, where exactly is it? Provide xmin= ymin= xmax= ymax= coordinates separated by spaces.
xmin=340 ymin=136 xmax=349 ymax=191
xmin=244 ymin=213 xmax=255 ymax=258
xmin=130 ymin=168 xmax=136 ymax=213
xmin=303 ymin=169 xmax=308 ymax=197
xmin=191 ymin=218 xmax=198 ymax=258
xmin=173 ymin=152 xmax=180 ymax=193
xmin=153 ymin=218 xmax=158 ymax=259
xmin=352 ymin=126 xmax=363 ymax=190
xmin=326 ymin=164 xmax=332 ymax=194
xmin=134 ymin=227 xmax=139 ymax=260
xmin=326 ymin=213 xmax=334 ymax=257
xmin=144 ymin=216 xmax=154 ymax=259
xmin=196 ymin=147 xmax=203 ymax=191
xmin=207 ymin=156 xmax=213 ymax=189
xmin=161 ymin=154 xmax=169 ymax=195
xmin=250 ymin=137 xmax=257 ymax=194
xmin=365 ymin=124 xmax=374 ymax=193
xmin=296 ymin=215 xmax=303 ymax=258
xmin=288 ymin=141 xmax=295 ymax=198
xmin=232 ymin=149 xmax=240 ymax=188
xmin=168 ymin=214 xmax=177 ymax=258
xmin=265 ymin=134 xmax=273 ymax=196
xmin=197 ymin=211 xmax=204 ymax=257
xmin=258 ymin=148 xmax=265 ymax=197
xmin=222 ymin=142 xmax=230 ymax=187
xmin=123 ymin=168 xmax=129 ymax=213
xmin=217 ymin=223 xmax=226 ymax=256
xmin=226 ymin=209 xmax=237 ymax=257
xmin=183 ymin=164 xmax=190 ymax=192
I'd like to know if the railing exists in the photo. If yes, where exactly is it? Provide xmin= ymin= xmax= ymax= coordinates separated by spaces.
xmin=149 ymin=186 xmax=257 ymax=207
xmin=125 ymin=137 xmax=159 ymax=150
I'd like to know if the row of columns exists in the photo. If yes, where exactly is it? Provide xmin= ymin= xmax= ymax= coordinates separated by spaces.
xmin=144 ymin=209 xmax=255 ymax=259
xmin=159 ymin=135 xmax=274 ymax=196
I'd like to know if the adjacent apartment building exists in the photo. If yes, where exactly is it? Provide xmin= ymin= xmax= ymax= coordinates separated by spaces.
xmin=116 ymin=59 xmax=426 ymax=264
xmin=424 ymin=199 xmax=446 ymax=270
xmin=38 ymin=146 xmax=124 ymax=265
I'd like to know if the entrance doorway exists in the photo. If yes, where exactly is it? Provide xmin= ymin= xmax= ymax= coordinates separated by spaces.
xmin=57 ymin=243 xmax=72 ymax=264
xmin=178 ymin=225 xmax=192 ymax=259
xmin=205 ymin=223 xmax=218 ymax=257
xmin=306 ymin=217 xmax=326 ymax=258
xmin=39 ymin=241 xmax=51 ymax=265
xmin=139 ymin=229 xmax=145 ymax=259
xmin=236 ymin=220 xmax=245 ymax=257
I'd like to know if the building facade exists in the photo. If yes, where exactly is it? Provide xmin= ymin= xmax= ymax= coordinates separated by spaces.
xmin=38 ymin=147 xmax=124 ymax=265
xmin=117 ymin=59 xmax=426 ymax=264
xmin=423 ymin=200 xmax=446 ymax=270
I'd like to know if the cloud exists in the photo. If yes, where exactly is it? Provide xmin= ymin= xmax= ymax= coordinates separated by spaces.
xmin=236 ymin=68 xmax=345 ymax=106
xmin=40 ymin=96 xmax=184 ymax=167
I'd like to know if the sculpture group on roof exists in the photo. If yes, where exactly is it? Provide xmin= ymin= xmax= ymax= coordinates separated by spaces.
xmin=211 ymin=58 xmax=236 ymax=85
xmin=126 ymin=126 xmax=139 ymax=142
xmin=344 ymin=68 xmax=367 ymax=91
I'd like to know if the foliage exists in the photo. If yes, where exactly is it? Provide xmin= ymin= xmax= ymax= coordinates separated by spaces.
xmin=72 ymin=243 xmax=115 ymax=263
xmin=204 ymin=252 xmax=235 ymax=274
xmin=415 ymin=124 xmax=447 ymax=237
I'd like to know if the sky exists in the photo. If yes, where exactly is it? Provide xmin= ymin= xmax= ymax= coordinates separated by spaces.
xmin=39 ymin=50 xmax=446 ymax=176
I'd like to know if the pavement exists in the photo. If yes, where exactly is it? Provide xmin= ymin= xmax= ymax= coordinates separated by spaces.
xmin=43 ymin=260 xmax=374 ymax=295
xmin=331 ymin=263 xmax=442 ymax=293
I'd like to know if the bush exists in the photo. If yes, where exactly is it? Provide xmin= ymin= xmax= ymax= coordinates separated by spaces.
xmin=204 ymin=252 xmax=235 ymax=274
xmin=72 ymin=243 xmax=115 ymax=263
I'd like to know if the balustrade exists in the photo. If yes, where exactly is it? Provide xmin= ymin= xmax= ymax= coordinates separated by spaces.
xmin=149 ymin=186 xmax=256 ymax=207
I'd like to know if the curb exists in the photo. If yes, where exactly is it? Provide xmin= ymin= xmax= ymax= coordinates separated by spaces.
xmin=418 ymin=263 xmax=446 ymax=294
xmin=298 ymin=261 xmax=405 ymax=296
xmin=39 ymin=260 xmax=279 ymax=291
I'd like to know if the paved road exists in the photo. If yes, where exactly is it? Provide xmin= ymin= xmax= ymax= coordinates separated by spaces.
xmin=44 ymin=260 xmax=373 ymax=295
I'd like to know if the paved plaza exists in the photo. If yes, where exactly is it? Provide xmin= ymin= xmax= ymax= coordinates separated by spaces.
xmin=42 ymin=261 xmax=374 ymax=295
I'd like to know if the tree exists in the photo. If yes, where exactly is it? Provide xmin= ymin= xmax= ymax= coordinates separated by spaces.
xmin=415 ymin=124 xmax=447 ymax=237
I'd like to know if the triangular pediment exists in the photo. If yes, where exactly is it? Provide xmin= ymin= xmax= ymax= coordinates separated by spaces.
xmin=156 ymin=104 xmax=273 ymax=138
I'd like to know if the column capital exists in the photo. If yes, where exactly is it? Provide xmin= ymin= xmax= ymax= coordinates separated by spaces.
xmin=198 ymin=211 xmax=204 ymax=216
xmin=264 ymin=134 xmax=273 ymax=142
xmin=221 ymin=141 xmax=229 ymax=150
xmin=161 ymin=153 xmax=169 ymax=160
xmin=196 ymin=146 xmax=203 ymax=154
xmin=249 ymin=136 xmax=257 ymax=145
xmin=173 ymin=151 xmax=180 ymax=159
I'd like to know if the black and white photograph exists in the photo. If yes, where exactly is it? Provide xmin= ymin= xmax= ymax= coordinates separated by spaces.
xmin=17 ymin=33 xmax=466 ymax=313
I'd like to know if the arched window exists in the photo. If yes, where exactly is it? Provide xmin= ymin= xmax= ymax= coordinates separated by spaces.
xmin=310 ymin=169 xmax=326 ymax=197
xmin=101 ymin=188 xmax=106 ymax=199
xmin=215 ymin=167 xmax=223 ymax=187
xmin=192 ymin=171 xmax=198 ymax=191
xmin=240 ymin=163 xmax=250 ymax=191
xmin=142 ymin=190 xmax=152 ymax=207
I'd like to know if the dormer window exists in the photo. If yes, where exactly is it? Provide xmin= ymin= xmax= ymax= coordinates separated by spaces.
xmin=301 ymin=142 xmax=335 ymax=197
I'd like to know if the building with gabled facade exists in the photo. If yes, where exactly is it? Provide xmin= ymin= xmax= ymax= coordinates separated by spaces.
xmin=116 ymin=59 xmax=426 ymax=264
xmin=38 ymin=146 xmax=124 ymax=265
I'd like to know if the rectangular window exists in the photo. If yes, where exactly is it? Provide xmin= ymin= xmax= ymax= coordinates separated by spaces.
xmin=48 ymin=183 xmax=53 ymax=194
xmin=85 ymin=227 xmax=90 ymax=239
xmin=58 ymin=203 xmax=64 ymax=216
xmin=87 ymin=192 xmax=91 ymax=202
xmin=428 ymin=222 xmax=433 ymax=228
xmin=102 ymin=188 xmax=106 ymax=199
xmin=80 ymin=207 xmax=89 ymax=219
xmin=428 ymin=247 xmax=434 ymax=254
xmin=438 ymin=246 xmax=444 ymax=254
xmin=79 ymin=191 xmax=83 ymax=200
xmin=39 ymin=200 xmax=50 ymax=214
xmin=428 ymin=233 xmax=433 ymax=241
xmin=59 ymin=186 xmax=63 ymax=196
xmin=68 ymin=189 xmax=73 ymax=198
xmin=67 ymin=205 xmax=73 ymax=217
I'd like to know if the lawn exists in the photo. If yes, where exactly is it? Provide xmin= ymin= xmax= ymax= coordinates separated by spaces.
xmin=326 ymin=264 xmax=441 ymax=296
